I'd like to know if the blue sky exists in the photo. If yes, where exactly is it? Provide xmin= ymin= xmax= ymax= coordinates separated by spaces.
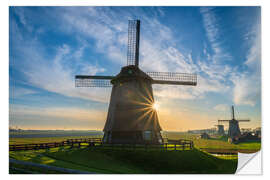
xmin=9 ymin=7 xmax=261 ymax=131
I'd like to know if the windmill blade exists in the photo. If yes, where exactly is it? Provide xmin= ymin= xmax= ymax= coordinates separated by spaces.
xmin=147 ymin=72 xmax=197 ymax=86
xmin=231 ymin=106 xmax=235 ymax=119
xmin=127 ymin=20 xmax=140 ymax=67
xmin=75 ymin=75 xmax=114 ymax=87
xmin=218 ymin=120 xmax=231 ymax=122
xmin=238 ymin=120 xmax=251 ymax=122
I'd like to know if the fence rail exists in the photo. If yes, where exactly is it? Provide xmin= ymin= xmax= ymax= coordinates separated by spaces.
xmin=9 ymin=138 xmax=194 ymax=151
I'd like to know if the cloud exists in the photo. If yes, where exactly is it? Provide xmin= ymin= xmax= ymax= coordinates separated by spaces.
xmin=232 ymin=72 xmax=260 ymax=106
xmin=141 ymin=7 xmax=234 ymax=101
xmin=26 ymin=44 xmax=110 ymax=102
xmin=213 ymin=104 xmax=229 ymax=111
xmin=10 ymin=19 xmax=110 ymax=102
xmin=231 ymin=19 xmax=261 ymax=106
xmin=10 ymin=7 xmax=260 ymax=106
xmin=200 ymin=7 xmax=232 ymax=63
xmin=10 ymin=87 xmax=37 ymax=98
xmin=9 ymin=7 xmax=261 ymax=131
xmin=199 ymin=7 xmax=260 ymax=106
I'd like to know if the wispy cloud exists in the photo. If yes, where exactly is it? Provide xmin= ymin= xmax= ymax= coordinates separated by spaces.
xmin=231 ymin=16 xmax=261 ymax=106
xmin=200 ymin=7 xmax=232 ymax=62
xmin=199 ymin=7 xmax=261 ymax=107
xmin=213 ymin=104 xmax=229 ymax=111
xmin=10 ymin=87 xmax=37 ymax=98
xmin=10 ymin=20 xmax=110 ymax=102
xmin=10 ymin=7 xmax=260 ymax=106
xmin=9 ymin=7 xmax=261 ymax=130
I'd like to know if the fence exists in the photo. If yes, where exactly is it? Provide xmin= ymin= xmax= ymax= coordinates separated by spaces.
xmin=9 ymin=138 xmax=194 ymax=151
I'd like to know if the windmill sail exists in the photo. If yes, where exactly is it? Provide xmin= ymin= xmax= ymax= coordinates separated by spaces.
xmin=75 ymin=75 xmax=114 ymax=87
xmin=218 ymin=120 xmax=231 ymax=122
xmin=147 ymin=72 xmax=197 ymax=86
xmin=237 ymin=120 xmax=251 ymax=122
xmin=127 ymin=20 xmax=140 ymax=67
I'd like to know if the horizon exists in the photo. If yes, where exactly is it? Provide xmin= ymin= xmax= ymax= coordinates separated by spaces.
xmin=9 ymin=127 xmax=261 ymax=132
xmin=9 ymin=6 xmax=261 ymax=131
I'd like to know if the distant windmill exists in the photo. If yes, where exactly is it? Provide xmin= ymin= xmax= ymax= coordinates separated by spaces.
xmin=218 ymin=106 xmax=250 ymax=140
xmin=215 ymin=124 xmax=225 ymax=135
xmin=75 ymin=20 xmax=197 ymax=144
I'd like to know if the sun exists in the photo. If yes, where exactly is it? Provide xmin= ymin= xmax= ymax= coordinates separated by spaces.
xmin=152 ymin=102 xmax=159 ymax=110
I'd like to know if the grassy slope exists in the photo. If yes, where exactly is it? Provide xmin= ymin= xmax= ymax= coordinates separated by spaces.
xmin=10 ymin=147 xmax=237 ymax=174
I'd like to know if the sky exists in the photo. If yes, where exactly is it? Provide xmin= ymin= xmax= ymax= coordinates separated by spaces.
xmin=9 ymin=6 xmax=261 ymax=131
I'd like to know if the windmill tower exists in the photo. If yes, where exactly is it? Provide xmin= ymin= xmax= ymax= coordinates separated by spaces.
xmin=218 ymin=106 xmax=250 ymax=140
xmin=75 ymin=20 xmax=197 ymax=144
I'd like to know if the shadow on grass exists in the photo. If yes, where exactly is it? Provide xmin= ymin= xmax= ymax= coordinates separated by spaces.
xmin=10 ymin=146 xmax=237 ymax=174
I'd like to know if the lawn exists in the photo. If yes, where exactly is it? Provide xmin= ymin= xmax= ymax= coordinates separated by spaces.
xmin=9 ymin=136 xmax=102 ymax=145
xmin=163 ymin=132 xmax=261 ymax=151
xmin=9 ymin=146 xmax=237 ymax=174
xmin=9 ymin=130 xmax=103 ymax=145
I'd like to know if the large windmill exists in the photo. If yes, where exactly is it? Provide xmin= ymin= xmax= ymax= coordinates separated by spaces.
xmin=75 ymin=20 xmax=197 ymax=144
xmin=218 ymin=106 xmax=250 ymax=141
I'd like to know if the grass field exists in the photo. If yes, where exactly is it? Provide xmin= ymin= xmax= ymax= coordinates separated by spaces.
xmin=11 ymin=130 xmax=262 ymax=174
xmin=10 ymin=146 xmax=237 ymax=174
xmin=9 ymin=130 xmax=103 ymax=145
xmin=163 ymin=132 xmax=261 ymax=151
xmin=9 ymin=135 xmax=102 ymax=145
xmin=9 ymin=131 xmax=261 ymax=153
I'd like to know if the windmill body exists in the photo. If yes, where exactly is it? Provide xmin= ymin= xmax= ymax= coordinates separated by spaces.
xmin=228 ymin=120 xmax=241 ymax=137
xmin=75 ymin=20 xmax=197 ymax=144
xmin=103 ymin=65 xmax=162 ymax=144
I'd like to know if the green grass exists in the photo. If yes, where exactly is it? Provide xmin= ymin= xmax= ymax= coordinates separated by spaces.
xmin=9 ymin=135 xmax=102 ymax=145
xmin=10 ymin=147 xmax=237 ymax=174
xmin=10 ymin=132 xmax=261 ymax=155
xmin=9 ymin=131 xmax=261 ymax=155
xmin=163 ymin=132 xmax=261 ymax=151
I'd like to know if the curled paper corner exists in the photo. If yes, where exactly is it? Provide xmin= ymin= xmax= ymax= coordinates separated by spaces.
xmin=236 ymin=150 xmax=262 ymax=175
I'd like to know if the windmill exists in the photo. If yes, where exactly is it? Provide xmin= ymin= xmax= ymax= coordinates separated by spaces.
xmin=75 ymin=20 xmax=197 ymax=144
xmin=218 ymin=106 xmax=250 ymax=140
xmin=215 ymin=124 xmax=225 ymax=135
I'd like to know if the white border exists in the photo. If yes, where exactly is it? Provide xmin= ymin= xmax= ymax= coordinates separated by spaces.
xmin=2 ymin=0 xmax=270 ymax=179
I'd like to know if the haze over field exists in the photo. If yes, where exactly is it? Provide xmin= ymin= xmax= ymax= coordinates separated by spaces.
xmin=9 ymin=7 xmax=261 ymax=131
